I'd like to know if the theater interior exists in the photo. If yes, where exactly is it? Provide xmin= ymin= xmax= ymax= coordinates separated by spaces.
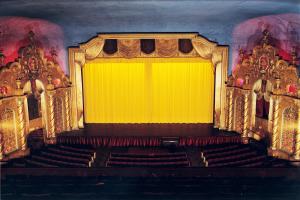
xmin=0 ymin=0 xmax=300 ymax=199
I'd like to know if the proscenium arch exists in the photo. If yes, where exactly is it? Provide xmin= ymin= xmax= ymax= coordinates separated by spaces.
xmin=69 ymin=33 xmax=229 ymax=129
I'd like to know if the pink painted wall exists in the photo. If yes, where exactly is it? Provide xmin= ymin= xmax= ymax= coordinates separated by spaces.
xmin=0 ymin=17 xmax=67 ymax=73
xmin=232 ymin=13 xmax=300 ymax=73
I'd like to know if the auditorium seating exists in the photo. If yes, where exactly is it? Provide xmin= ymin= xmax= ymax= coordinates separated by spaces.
xmin=3 ymin=145 xmax=96 ymax=168
xmin=2 ymin=142 xmax=290 ymax=168
xmin=200 ymin=143 xmax=289 ymax=167
xmin=106 ymin=151 xmax=190 ymax=167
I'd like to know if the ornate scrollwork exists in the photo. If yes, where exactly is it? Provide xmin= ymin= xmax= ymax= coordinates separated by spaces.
xmin=192 ymin=37 xmax=217 ymax=59
xmin=0 ymin=31 xmax=70 ymax=98
xmin=233 ymin=30 xmax=299 ymax=95
xmin=80 ymin=37 xmax=104 ymax=60
xmin=17 ymin=31 xmax=46 ymax=81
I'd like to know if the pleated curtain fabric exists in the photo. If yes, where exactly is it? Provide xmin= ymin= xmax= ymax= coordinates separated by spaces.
xmin=83 ymin=58 xmax=214 ymax=123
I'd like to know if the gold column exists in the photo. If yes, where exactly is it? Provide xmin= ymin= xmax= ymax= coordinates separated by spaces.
xmin=17 ymin=97 xmax=26 ymax=150
xmin=46 ymin=75 xmax=56 ymax=141
xmin=242 ymin=92 xmax=250 ymax=138
xmin=293 ymin=102 xmax=300 ymax=160
xmin=47 ymin=91 xmax=56 ymax=139
xmin=227 ymin=88 xmax=234 ymax=131
xmin=271 ymin=96 xmax=280 ymax=150
xmin=0 ymin=132 xmax=3 ymax=160
xmin=64 ymin=89 xmax=71 ymax=131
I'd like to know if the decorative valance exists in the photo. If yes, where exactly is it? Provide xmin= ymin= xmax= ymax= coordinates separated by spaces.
xmin=118 ymin=39 xmax=140 ymax=58
xmin=179 ymin=39 xmax=193 ymax=54
xmin=141 ymin=39 xmax=155 ymax=54
xmin=156 ymin=39 xmax=178 ymax=57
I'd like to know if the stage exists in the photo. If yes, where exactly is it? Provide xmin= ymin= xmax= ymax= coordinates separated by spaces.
xmin=67 ymin=123 xmax=220 ymax=137
xmin=57 ymin=123 xmax=241 ymax=147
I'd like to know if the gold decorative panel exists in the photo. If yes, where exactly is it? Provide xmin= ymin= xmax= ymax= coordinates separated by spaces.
xmin=54 ymin=96 xmax=65 ymax=133
xmin=0 ymin=108 xmax=18 ymax=154
xmin=0 ymin=31 xmax=72 ymax=158
xmin=280 ymin=106 xmax=298 ymax=154
xmin=234 ymin=96 xmax=244 ymax=133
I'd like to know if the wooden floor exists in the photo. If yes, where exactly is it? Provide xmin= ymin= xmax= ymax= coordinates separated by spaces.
xmin=65 ymin=123 xmax=222 ymax=137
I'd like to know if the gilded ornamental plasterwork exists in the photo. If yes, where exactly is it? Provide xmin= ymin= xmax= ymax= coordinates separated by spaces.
xmin=226 ymin=30 xmax=300 ymax=160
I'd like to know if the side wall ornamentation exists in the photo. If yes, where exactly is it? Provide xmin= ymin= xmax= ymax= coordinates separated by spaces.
xmin=225 ymin=29 xmax=300 ymax=161
xmin=0 ymin=31 xmax=72 ymax=159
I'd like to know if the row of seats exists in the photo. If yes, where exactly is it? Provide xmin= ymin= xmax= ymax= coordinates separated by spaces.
xmin=201 ymin=143 xmax=287 ymax=167
xmin=3 ymin=145 xmax=96 ymax=168
xmin=107 ymin=151 xmax=190 ymax=167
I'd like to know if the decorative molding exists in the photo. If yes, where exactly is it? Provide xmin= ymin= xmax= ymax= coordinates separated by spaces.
xmin=80 ymin=37 xmax=104 ymax=60
xmin=192 ymin=37 xmax=217 ymax=59
xmin=98 ymin=33 xmax=198 ymax=39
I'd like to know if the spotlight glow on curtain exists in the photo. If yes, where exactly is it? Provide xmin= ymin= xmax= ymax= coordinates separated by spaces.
xmin=83 ymin=58 xmax=213 ymax=123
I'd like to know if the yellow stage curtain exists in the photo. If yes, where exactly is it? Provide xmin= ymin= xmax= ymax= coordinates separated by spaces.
xmin=83 ymin=58 xmax=213 ymax=123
